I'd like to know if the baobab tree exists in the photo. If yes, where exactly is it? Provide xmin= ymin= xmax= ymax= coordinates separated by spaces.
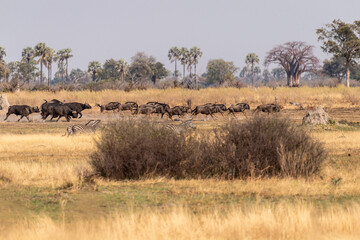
xmin=317 ymin=19 xmax=360 ymax=87
xmin=264 ymin=41 xmax=319 ymax=87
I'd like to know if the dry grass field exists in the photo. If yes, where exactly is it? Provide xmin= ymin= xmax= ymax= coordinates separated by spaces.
xmin=1 ymin=87 xmax=360 ymax=239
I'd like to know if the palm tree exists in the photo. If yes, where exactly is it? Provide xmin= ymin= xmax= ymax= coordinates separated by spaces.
xmin=117 ymin=59 xmax=128 ymax=82
xmin=0 ymin=47 xmax=6 ymax=61
xmin=179 ymin=47 xmax=189 ymax=79
xmin=63 ymin=48 xmax=73 ymax=81
xmin=45 ymin=47 xmax=55 ymax=86
xmin=88 ymin=61 xmax=102 ymax=82
xmin=21 ymin=47 xmax=34 ymax=84
xmin=54 ymin=49 xmax=66 ymax=82
xmin=245 ymin=53 xmax=260 ymax=86
xmin=34 ymin=43 xmax=48 ymax=84
xmin=168 ymin=47 xmax=180 ymax=78
xmin=190 ymin=46 xmax=202 ymax=89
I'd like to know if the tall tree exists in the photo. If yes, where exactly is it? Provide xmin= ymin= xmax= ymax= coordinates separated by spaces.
xmin=190 ymin=46 xmax=203 ymax=89
xmin=88 ymin=61 xmax=102 ymax=82
xmin=168 ymin=47 xmax=180 ymax=78
xmin=118 ymin=59 xmax=128 ymax=82
xmin=317 ymin=19 xmax=360 ymax=87
xmin=128 ymin=52 xmax=155 ymax=83
xmin=245 ymin=53 xmax=260 ymax=86
xmin=179 ymin=47 xmax=189 ymax=79
xmin=0 ymin=47 xmax=8 ymax=82
xmin=45 ymin=47 xmax=55 ymax=86
xmin=34 ymin=43 xmax=47 ymax=84
xmin=21 ymin=47 xmax=34 ymax=84
xmin=103 ymin=58 xmax=121 ymax=80
xmin=55 ymin=49 xmax=66 ymax=82
xmin=206 ymin=59 xmax=239 ymax=84
xmin=264 ymin=41 xmax=319 ymax=87
xmin=63 ymin=48 xmax=73 ymax=81
xmin=0 ymin=47 xmax=6 ymax=61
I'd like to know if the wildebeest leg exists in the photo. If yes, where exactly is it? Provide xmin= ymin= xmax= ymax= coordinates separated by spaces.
xmin=56 ymin=116 xmax=62 ymax=122
xmin=4 ymin=113 xmax=11 ymax=121
xmin=79 ymin=112 xmax=82 ymax=118
xmin=26 ymin=116 xmax=30 ymax=122
xmin=18 ymin=116 xmax=24 ymax=122
xmin=242 ymin=111 xmax=248 ymax=118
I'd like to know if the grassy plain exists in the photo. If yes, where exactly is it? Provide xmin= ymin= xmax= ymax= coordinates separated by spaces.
xmin=1 ymin=87 xmax=360 ymax=239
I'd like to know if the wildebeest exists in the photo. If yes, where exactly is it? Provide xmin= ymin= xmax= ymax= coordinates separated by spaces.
xmin=46 ymin=104 xmax=79 ymax=122
xmin=254 ymin=103 xmax=282 ymax=114
xmin=4 ymin=105 xmax=40 ymax=122
xmin=136 ymin=102 xmax=171 ymax=119
xmin=96 ymin=102 xmax=121 ymax=112
xmin=202 ymin=103 xmax=227 ymax=116
xmin=191 ymin=105 xmax=222 ymax=118
xmin=169 ymin=106 xmax=191 ymax=119
xmin=63 ymin=102 xmax=92 ymax=118
xmin=41 ymin=99 xmax=63 ymax=120
xmin=119 ymin=101 xmax=138 ymax=113
xmin=228 ymin=103 xmax=250 ymax=117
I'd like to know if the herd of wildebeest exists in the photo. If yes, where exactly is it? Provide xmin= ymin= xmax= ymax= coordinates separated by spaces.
xmin=2 ymin=98 xmax=283 ymax=122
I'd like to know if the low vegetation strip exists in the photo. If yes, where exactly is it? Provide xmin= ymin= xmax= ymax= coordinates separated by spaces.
xmin=2 ymin=204 xmax=360 ymax=240
xmin=91 ymin=117 xmax=326 ymax=179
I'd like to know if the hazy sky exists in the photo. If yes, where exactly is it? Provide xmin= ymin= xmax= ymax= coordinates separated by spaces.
xmin=1 ymin=0 xmax=360 ymax=74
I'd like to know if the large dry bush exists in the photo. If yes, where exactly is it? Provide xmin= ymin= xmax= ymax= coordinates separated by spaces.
xmin=213 ymin=117 xmax=326 ymax=178
xmin=90 ymin=119 xmax=199 ymax=180
xmin=91 ymin=117 xmax=326 ymax=180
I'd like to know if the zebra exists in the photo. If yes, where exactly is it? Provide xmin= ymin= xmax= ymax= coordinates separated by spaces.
xmin=165 ymin=119 xmax=196 ymax=134
xmin=63 ymin=120 xmax=101 ymax=137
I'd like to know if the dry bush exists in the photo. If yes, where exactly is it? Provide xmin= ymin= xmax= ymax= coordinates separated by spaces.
xmin=90 ymin=119 xmax=198 ymax=180
xmin=213 ymin=117 xmax=326 ymax=178
xmin=91 ymin=117 xmax=326 ymax=180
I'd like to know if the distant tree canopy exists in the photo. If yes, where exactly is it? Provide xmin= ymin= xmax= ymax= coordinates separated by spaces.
xmin=206 ymin=59 xmax=238 ymax=84
xmin=128 ymin=52 xmax=168 ymax=84
xmin=264 ymin=41 xmax=319 ymax=87
xmin=317 ymin=19 xmax=360 ymax=87
xmin=323 ymin=57 xmax=360 ymax=83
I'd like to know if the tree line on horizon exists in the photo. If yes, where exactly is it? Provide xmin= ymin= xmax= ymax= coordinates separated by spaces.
xmin=0 ymin=19 xmax=360 ymax=90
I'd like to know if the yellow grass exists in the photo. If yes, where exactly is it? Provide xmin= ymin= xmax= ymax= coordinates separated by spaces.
xmin=0 ymin=134 xmax=94 ymax=186
xmin=2 ymin=204 xmax=360 ymax=240
xmin=4 ymin=86 xmax=360 ymax=112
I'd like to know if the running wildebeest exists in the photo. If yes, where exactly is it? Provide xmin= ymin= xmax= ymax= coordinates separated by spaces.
xmin=4 ymin=105 xmax=40 ymax=122
xmin=119 ymin=101 xmax=138 ymax=113
xmin=254 ymin=103 xmax=282 ymax=114
xmin=46 ymin=104 xmax=79 ymax=122
xmin=63 ymin=102 xmax=92 ymax=118
xmin=96 ymin=102 xmax=121 ymax=112
xmin=191 ymin=105 xmax=222 ymax=119
xmin=136 ymin=102 xmax=172 ymax=119
xmin=228 ymin=103 xmax=250 ymax=117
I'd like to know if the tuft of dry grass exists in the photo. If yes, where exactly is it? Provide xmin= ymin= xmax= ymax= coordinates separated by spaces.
xmin=2 ymin=204 xmax=360 ymax=240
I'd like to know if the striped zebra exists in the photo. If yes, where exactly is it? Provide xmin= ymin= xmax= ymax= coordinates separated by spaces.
xmin=63 ymin=120 xmax=101 ymax=137
xmin=165 ymin=119 xmax=196 ymax=134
